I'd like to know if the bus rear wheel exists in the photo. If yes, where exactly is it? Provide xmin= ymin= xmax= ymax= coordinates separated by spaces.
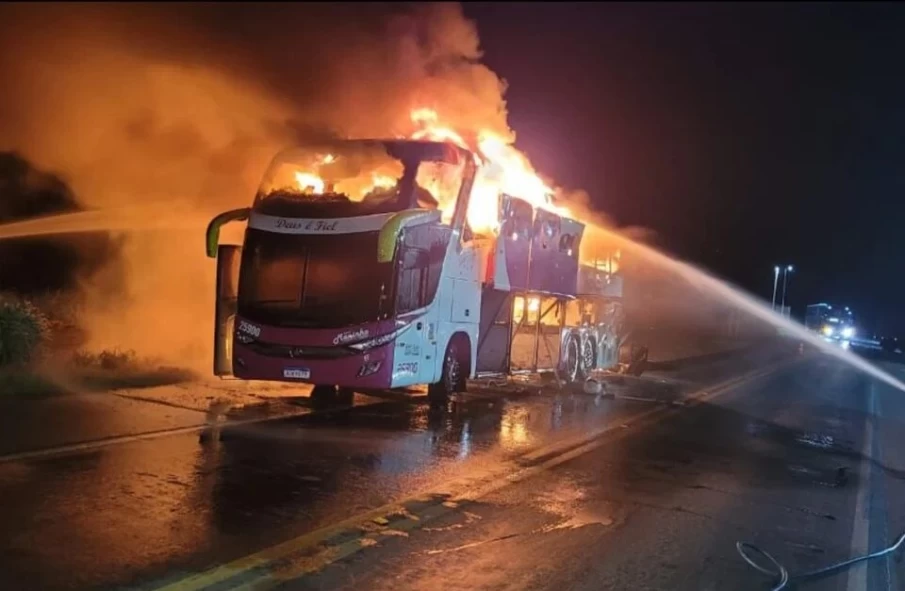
xmin=428 ymin=338 xmax=467 ymax=406
xmin=579 ymin=335 xmax=597 ymax=380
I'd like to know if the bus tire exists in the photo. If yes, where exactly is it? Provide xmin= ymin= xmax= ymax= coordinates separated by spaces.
xmin=428 ymin=335 xmax=468 ymax=405
xmin=311 ymin=384 xmax=334 ymax=397
xmin=558 ymin=332 xmax=581 ymax=384
xmin=337 ymin=387 xmax=355 ymax=405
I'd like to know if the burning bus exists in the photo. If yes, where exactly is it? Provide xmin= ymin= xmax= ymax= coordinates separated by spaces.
xmin=206 ymin=139 xmax=627 ymax=403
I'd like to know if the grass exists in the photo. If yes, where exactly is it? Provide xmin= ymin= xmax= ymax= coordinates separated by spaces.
xmin=67 ymin=348 xmax=197 ymax=391
xmin=71 ymin=348 xmax=139 ymax=371
xmin=0 ymin=291 xmax=197 ymax=395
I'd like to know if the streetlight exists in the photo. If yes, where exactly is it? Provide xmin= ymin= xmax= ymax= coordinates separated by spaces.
xmin=780 ymin=265 xmax=794 ymax=316
xmin=771 ymin=266 xmax=780 ymax=311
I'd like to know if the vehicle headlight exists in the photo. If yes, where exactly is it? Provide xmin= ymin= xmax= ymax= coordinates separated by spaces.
xmin=841 ymin=327 xmax=855 ymax=338
xmin=347 ymin=322 xmax=414 ymax=352
xmin=822 ymin=326 xmax=834 ymax=337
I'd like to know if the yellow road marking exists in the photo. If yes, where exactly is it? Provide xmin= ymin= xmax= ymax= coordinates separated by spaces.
xmin=149 ymin=357 xmax=800 ymax=591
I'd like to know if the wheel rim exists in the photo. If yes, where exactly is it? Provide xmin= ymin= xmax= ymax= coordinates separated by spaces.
xmin=581 ymin=338 xmax=595 ymax=372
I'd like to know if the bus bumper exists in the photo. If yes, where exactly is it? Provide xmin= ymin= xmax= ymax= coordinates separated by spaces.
xmin=232 ymin=342 xmax=395 ymax=388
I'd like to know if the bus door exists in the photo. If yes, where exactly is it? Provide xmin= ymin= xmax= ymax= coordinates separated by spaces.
xmin=393 ymin=224 xmax=451 ymax=384
xmin=214 ymin=245 xmax=242 ymax=376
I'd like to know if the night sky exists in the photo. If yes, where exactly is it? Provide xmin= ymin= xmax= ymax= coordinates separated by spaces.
xmin=466 ymin=3 xmax=905 ymax=335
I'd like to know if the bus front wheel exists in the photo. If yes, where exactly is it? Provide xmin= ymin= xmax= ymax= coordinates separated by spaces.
xmin=429 ymin=337 xmax=467 ymax=405
xmin=311 ymin=384 xmax=336 ymax=403
xmin=310 ymin=385 xmax=354 ymax=406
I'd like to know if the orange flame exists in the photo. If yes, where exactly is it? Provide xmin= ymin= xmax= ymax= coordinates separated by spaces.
xmin=410 ymin=108 xmax=469 ymax=150
xmin=294 ymin=171 xmax=324 ymax=193
xmin=287 ymin=111 xmax=575 ymax=237
xmin=408 ymin=108 xmax=569 ymax=233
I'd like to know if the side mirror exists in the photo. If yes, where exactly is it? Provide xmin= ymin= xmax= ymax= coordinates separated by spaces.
xmin=206 ymin=208 xmax=250 ymax=258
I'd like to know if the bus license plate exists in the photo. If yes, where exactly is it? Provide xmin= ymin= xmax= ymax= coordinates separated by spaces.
xmin=283 ymin=368 xmax=310 ymax=379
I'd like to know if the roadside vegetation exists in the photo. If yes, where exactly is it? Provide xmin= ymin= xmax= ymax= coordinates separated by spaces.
xmin=0 ymin=291 xmax=196 ymax=396
xmin=69 ymin=348 xmax=197 ymax=391
xmin=0 ymin=295 xmax=63 ymax=396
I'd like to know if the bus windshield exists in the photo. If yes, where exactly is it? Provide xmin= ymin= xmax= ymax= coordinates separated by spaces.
xmin=255 ymin=140 xmax=467 ymax=222
xmin=237 ymin=229 xmax=393 ymax=329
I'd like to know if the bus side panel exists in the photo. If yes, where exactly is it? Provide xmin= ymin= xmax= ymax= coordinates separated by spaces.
xmin=433 ymin=278 xmax=480 ymax=380
xmin=430 ymin=242 xmax=482 ymax=383
xmin=389 ymin=303 xmax=442 ymax=388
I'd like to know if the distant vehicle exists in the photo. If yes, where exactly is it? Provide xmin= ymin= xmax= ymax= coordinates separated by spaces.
xmin=805 ymin=303 xmax=856 ymax=348
xmin=881 ymin=336 xmax=903 ymax=356
xmin=205 ymin=139 xmax=630 ymax=405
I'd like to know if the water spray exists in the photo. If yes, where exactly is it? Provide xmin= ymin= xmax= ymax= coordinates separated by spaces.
xmin=597 ymin=224 xmax=905 ymax=394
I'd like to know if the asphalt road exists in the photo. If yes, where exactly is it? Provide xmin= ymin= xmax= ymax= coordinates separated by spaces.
xmin=1 ymin=343 xmax=903 ymax=591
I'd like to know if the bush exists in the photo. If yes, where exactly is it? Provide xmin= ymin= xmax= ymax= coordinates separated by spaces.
xmin=68 ymin=348 xmax=197 ymax=390
xmin=0 ymin=299 xmax=50 ymax=367
xmin=71 ymin=348 xmax=138 ymax=371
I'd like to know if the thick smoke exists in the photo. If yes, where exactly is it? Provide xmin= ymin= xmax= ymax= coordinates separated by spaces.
xmin=0 ymin=3 xmax=512 ymax=367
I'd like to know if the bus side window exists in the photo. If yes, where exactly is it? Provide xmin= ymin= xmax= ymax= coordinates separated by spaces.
xmin=396 ymin=246 xmax=427 ymax=314
xmin=396 ymin=225 xmax=449 ymax=313
xmin=501 ymin=196 xmax=533 ymax=241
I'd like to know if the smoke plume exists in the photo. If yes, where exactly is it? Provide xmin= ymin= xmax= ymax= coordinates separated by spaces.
xmin=0 ymin=3 xmax=513 ymax=367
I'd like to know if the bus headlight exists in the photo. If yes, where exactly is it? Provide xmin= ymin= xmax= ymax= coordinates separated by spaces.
xmin=841 ymin=327 xmax=855 ymax=338
xmin=358 ymin=360 xmax=382 ymax=377
xmin=822 ymin=326 xmax=834 ymax=337
xmin=348 ymin=323 xmax=413 ymax=352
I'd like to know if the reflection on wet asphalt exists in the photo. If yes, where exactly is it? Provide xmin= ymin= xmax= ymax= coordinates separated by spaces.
xmin=290 ymin=355 xmax=905 ymax=591
xmin=4 ymin=345 xmax=900 ymax=591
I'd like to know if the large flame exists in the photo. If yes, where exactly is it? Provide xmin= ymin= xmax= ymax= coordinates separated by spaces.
xmin=286 ymin=108 xmax=578 ymax=238
xmin=294 ymin=172 xmax=325 ymax=194
xmin=408 ymin=108 xmax=569 ymax=234
xmin=288 ymin=152 xmax=397 ymax=201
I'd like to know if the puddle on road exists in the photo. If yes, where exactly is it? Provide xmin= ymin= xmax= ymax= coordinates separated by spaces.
xmin=794 ymin=432 xmax=837 ymax=450
xmin=744 ymin=417 xmax=854 ymax=453
xmin=422 ymin=478 xmax=616 ymax=556
xmin=531 ymin=478 xmax=617 ymax=534
xmin=785 ymin=464 xmax=849 ymax=488
xmin=423 ymin=510 xmax=482 ymax=532
xmin=539 ymin=511 xmax=614 ymax=533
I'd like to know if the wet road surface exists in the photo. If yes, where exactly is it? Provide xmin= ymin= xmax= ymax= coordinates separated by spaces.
xmin=1 ymin=343 xmax=903 ymax=591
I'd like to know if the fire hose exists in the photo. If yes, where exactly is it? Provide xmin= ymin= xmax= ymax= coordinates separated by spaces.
xmin=736 ymin=529 xmax=905 ymax=590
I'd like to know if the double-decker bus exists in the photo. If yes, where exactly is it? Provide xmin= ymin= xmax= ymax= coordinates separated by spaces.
xmin=206 ymin=139 xmax=626 ymax=404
